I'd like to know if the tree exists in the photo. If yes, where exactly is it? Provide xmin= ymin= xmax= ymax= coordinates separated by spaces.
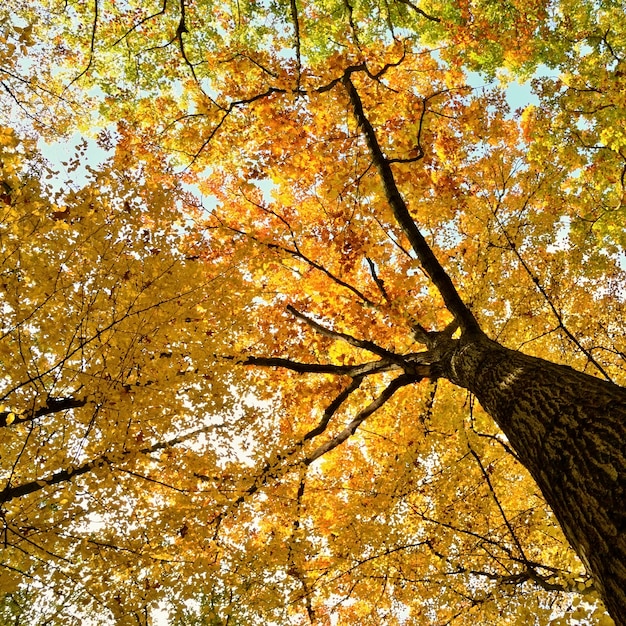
xmin=1 ymin=0 xmax=625 ymax=624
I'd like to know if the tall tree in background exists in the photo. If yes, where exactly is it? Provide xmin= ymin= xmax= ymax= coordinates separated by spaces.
xmin=1 ymin=0 xmax=625 ymax=624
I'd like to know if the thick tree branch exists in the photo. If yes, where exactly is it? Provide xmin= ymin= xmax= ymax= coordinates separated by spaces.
xmin=0 ymin=457 xmax=106 ymax=504
xmin=0 ymin=424 xmax=218 ymax=504
xmin=342 ymin=74 xmax=480 ymax=335
xmin=303 ymin=376 xmax=364 ymax=443
xmin=365 ymin=256 xmax=391 ymax=302
xmin=0 ymin=396 xmax=88 ymax=429
xmin=240 ymin=355 xmax=400 ymax=377
xmin=212 ymin=372 xmax=422 ymax=523
xmin=304 ymin=373 xmax=420 ymax=464
xmin=289 ymin=0 xmax=302 ymax=87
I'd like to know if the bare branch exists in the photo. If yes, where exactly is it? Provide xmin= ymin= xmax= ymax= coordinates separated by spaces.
xmin=0 ymin=396 xmax=88 ymax=429
xmin=218 ymin=214 xmax=379 ymax=307
xmin=63 ymin=0 xmax=99 ymax=92
xmin=1 ymin=281 xmax=206 ymax=401
xmin=388 ymin=93 xmax=426 ymax=164
xmin=365 ymin=256 xmax=391 ymax=302
xmin=239 ymin=355 xmax=400 ymax=377
xmin=468 ymin=445 xmax=529 ymax=564
xmin=289 ymin=0 xmax=302 ymax=87
xmin=286 ymin=472 xmax=316 ymax=623
xmin=0 ymin=424 xmax=218 ymax=504
xmin=395 ymin=0 xmax=440 ymax=22
xmin=303 ymin=376 xmax=364 ymax=443
xmin=305 ymin=373 xmax=420 ymax=463
xmin=111 ymin=0 xmax=168 ymax=46
xmin=216 ymin=377 xmax=365 ymax=511
xmin=220 ymin=53 xmax=279 ymax=79
xmin=492 ymin=209 xmax=612 ymax=381
xmin=185 ymin=87 xmax=285 ymax=165
xmin=287 ymin=305 xmax=405 ymax=363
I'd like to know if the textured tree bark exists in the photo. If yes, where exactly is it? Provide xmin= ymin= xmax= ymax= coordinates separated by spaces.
xmin=441 ymin=331 xmax=626 ymax=624
xmin=343 ymin=73 xmax=626 ymax=622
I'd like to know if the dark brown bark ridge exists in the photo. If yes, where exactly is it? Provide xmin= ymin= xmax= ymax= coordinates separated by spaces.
xmin=343 ymin=71 xmax=626 ymax=623
xmin=439 ymin=331 xmax=626 ymax=624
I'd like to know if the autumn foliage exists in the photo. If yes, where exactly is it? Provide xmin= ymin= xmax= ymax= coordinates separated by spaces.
xmin=1 ymin=0 xmax=626 ymax=624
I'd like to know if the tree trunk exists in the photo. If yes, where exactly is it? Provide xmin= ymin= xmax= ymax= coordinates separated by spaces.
xmin=344 ymin=72 xmax=626 ymax=621
xmin=440 ymin=331 xmax=626 ymax=623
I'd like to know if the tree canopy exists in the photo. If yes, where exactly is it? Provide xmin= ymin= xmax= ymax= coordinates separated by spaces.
xmin=1 ymin=0 xmax=625 ymax=624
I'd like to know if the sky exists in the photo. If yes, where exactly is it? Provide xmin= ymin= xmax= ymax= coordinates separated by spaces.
xmin=37 ymin=64 xmax=550 ymax=200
